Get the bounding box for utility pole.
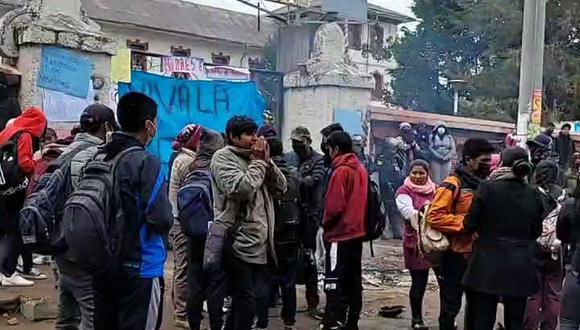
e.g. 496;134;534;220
516;0;546;145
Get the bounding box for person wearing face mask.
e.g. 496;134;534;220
462;147;546;330
285;126;326;319
429;122;456;184
92;92;173;329
321;131;368;330
426;138;495;330
556;123;575;171
398;122;422;167
376;137;406;240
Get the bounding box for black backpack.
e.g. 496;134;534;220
364;178;386;242
273;173;301;244
177;170;213;240
62;146;141;272
19;144;92;255
0;132;28;196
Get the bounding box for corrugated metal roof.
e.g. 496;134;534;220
0;0;279;48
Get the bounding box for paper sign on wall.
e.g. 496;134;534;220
111;48;131;83
42;82;94;122
37;46;92;98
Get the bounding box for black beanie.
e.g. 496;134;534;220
462;138;495;162
500;147;529;167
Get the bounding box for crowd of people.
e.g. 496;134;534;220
0;94;580;330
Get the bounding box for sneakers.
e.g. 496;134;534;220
412;317;429;330
32;255;51;265
0;273;34;287
17;267;47;280
284;325;296;330
308;307;324;320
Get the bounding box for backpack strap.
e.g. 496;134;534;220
444;175;462;213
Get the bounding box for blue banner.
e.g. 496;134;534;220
119;71;265;168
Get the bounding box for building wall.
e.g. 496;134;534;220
282;86;372;151
100;23;265;68
347;21;398;82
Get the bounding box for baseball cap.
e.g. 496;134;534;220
526;134;551;149
291;126;311;143
80;104;120;131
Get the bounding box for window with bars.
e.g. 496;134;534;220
171;46;191;57
348;24;363;50
212;52;230;65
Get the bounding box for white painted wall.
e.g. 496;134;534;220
282;86;372;151
348;21;399;84
100;23;265;68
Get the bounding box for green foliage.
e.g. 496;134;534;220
390;0;580;122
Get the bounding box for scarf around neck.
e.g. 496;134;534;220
404;176;436;195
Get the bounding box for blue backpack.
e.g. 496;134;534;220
177;170;213;240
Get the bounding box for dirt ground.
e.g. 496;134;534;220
0;239;483;330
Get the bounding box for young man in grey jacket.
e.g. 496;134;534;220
56;104;119;330
210;116;287;330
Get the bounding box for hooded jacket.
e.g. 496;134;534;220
429;122;456;162
60;133;104;188
0;107;47;175
323;153;368;242
211;146;287;265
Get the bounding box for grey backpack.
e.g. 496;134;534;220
62;146;141;272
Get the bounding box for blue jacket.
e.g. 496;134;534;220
103;133;173;278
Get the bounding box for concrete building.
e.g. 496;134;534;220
274;1;414;101
0;0;279;70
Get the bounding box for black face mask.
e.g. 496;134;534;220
474;162;492;178
292;144;309;158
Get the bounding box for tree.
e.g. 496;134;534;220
390;0;580;123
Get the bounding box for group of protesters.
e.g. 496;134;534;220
0;93;370;330
1;92;580;330
379;121;580;330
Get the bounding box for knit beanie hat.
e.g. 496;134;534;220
172;124;202;151
500;147;529;167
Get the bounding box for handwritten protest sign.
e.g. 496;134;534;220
42;82;94;122
119;71;265;168
38;46;93;98
162;57;207;80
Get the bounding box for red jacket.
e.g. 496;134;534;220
0;107;47;176
323;153;368;242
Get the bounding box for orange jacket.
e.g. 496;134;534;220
426;175;477;254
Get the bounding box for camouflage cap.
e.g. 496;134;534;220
291;126;311;142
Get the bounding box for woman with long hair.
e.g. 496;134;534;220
463;147;546;329
395;159;437;329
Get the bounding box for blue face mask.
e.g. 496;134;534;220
437;127;446;136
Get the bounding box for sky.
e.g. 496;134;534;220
187;0;415;19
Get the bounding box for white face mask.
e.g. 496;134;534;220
437;127;446;135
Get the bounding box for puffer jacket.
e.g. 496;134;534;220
426;166;480;254
429;122;456;162
60;133;103;188
210;146;287;265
